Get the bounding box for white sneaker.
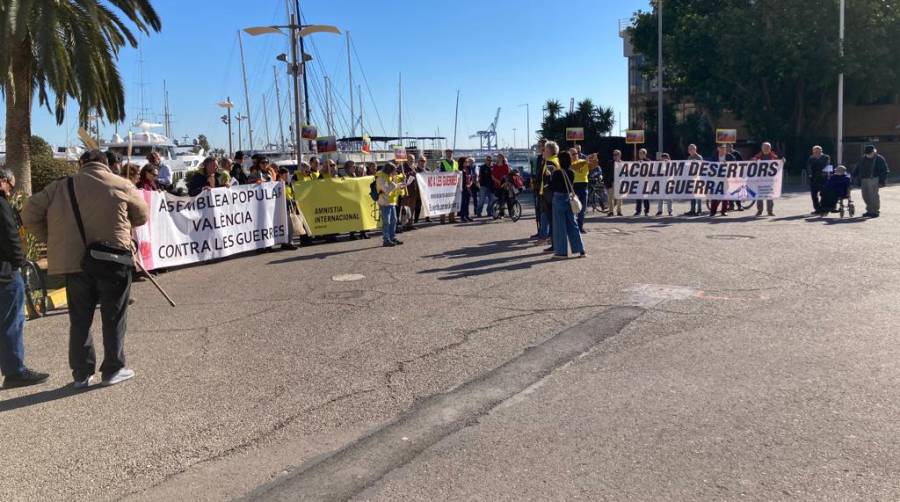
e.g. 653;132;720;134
73;375;93;389
101;368;135;387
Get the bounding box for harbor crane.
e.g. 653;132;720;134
470;107;501;150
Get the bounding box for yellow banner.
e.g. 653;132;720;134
293;177;380;236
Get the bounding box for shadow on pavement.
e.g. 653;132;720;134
420;250;550;280
268;246;378;265
0;384;99;413
424;238;536;260
435;256;559;280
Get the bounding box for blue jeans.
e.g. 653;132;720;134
479;188;495;216
460;190;471;219
0;271;26;377
380;205;397;244
574;186;588;230
552;193;585;256
690;200;703;214
471;189;480;216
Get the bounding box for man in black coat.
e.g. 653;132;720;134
806;146;831;214
0;168;49;388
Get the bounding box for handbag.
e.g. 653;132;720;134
561;167;583;214
289;201;308;238
67;177;133;280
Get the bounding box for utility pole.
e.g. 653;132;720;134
289;13;303;161
518;103;530;152
347;31;355;136
837;0;845;165
237;30;254;151
657;0;664;158
236;113;245;152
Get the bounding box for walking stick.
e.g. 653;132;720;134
134;256;177;307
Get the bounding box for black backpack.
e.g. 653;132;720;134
369;178;379;201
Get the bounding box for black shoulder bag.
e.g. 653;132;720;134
67;177;133;280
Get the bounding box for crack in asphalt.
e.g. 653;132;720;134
242;306;646;502
123;386;380;500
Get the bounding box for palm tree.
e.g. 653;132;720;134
0;1;162;194
544;99;562;120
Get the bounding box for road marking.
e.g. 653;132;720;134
241;306;645;502
625;284;699;308
331;274;366;282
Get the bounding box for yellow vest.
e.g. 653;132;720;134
539;156;560;195
572;160;590;184
376;172;402;205
294;171;319;182
440;159;459;172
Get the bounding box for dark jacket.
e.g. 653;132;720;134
188;170;227;197
231;164;248;185
550;167;576;194
0;192;25;271
807;154;832;182
601;163;616;189
478;163;493;188
853;154;889;184
710;152;736;163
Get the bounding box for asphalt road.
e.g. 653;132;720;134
2;187;899;501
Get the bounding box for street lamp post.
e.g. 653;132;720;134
217;97;234;157
244;14;340;163
657;0;664;159
518;103;530;152
837;0;845;165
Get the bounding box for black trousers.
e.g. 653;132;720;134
533;191;542;232
66;269;132;380
810;180;823;212
634;200;650;214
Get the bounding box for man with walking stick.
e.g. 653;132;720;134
22;150;149;388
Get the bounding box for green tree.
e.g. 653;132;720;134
539;99;616;153
629;0;900;165
0;1;162;194
197;134;211;153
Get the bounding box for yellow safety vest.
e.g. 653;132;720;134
440;159;459;172
539;156;560;195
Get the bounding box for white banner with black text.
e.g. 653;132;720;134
416;172;462;217
614;160;784;200
133;182;288;270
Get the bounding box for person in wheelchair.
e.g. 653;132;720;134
820;165;851;214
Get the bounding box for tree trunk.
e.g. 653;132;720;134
5;44;33;195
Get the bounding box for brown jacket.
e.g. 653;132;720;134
21;162;149;275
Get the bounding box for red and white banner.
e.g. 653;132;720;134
133;182;288;270
416;172;461;217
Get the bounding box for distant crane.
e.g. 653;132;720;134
470;107;501;150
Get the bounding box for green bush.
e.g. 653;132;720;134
31;155;78;194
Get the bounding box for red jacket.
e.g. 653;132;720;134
753;151;778;160
491;164;510;189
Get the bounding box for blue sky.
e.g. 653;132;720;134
12;0;650;151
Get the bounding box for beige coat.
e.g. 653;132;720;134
21;162;149;276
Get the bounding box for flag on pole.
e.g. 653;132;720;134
362;134;371;154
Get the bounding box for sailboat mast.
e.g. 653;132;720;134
273;66;286;152
347;32;355;136
398;73;402;146
453;89;460;150
262;93;271;150
237;30;254;151
324;76;332;136
358;84;364;137
163;79;172;138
